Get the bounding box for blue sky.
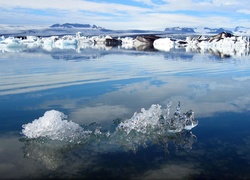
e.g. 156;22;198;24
1;0;250;30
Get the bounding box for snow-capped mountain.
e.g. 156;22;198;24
202;27;233;34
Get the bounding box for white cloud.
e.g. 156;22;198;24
237;9;250;15
1;0;150;14
0;0;250;29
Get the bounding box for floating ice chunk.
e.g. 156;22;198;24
116;102;198;135
22;110;91;141
120;37;134;49
180;32;250;57
53;35;77;49
153;37;174;52
0;37;26;50
113;102;198;152
21;102;198;160
116;104;162;134
183;110;198;130
22;101;198;146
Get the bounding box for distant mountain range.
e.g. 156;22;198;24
50;23;250;34
50;23;103;29
164;26;250;35
234;26;250;34
1;23;250;37
50;23;250;35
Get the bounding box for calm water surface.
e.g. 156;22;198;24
1;47;250;179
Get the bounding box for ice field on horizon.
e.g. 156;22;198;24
0;26;250;57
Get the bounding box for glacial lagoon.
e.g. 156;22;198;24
1;44;250;179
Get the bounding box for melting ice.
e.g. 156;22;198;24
116;101;197;135
21;102;198;169
22;110;91;141
22;101;198;142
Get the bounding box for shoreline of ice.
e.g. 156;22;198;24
1;31;249;57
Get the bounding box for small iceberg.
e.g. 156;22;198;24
153;37;174;52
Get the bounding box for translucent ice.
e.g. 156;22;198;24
21;101;198;155
22;110;91;141
116;104;163;134
116;101;198;134
21;102;198;168
111;101;198;152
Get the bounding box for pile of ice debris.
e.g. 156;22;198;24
1;31;249;57
22;101;198;151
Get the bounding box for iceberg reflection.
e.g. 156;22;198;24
21;101;198;169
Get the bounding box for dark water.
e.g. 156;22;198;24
1;46;250;179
